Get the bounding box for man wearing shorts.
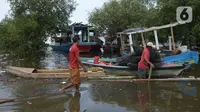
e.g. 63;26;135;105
137;42;155;79
59;36;87;92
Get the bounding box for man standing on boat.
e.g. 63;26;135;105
137;42;155;79
59;36;88;92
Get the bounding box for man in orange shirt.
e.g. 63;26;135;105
59;36;87;92
137;42;155;79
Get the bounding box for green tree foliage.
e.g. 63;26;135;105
155;0;200;46
89;0;149;37
89;0;200;46
0;0;76;57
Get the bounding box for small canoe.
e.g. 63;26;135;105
82;61;185;77
5;66;105;79
5;66;135;79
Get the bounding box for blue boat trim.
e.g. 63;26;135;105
162;51;199;64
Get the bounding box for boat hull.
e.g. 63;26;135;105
82;62;185;77
50;42;102;53
5;66;106;79
80;57;117;62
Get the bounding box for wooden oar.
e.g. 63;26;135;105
148;65;153;80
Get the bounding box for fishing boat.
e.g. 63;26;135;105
80;57;117;62
80;51;199;64
81;51;198;77
82;60;185;77
5;66;104;79
49;23;102;53
51;42;102;53
5;66;136;79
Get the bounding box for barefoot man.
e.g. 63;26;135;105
60;36;88;92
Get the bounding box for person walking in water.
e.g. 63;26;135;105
137;42;155;79
59;36;88;92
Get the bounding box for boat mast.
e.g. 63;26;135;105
72;25;75;38
141;32;146;48
169;36;172;50
128;34;134;53
154;30;160;50
170;27;176;50
88;27;90;42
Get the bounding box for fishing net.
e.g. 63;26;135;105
117;46;162;68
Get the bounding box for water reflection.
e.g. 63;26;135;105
136;82;150;112
0;80;200;112
64;91;81;112
177;81;196;97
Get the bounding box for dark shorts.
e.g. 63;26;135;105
137;68;149;79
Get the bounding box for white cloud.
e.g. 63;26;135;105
0;0;108;24
70;0;108;24
0;0;10;21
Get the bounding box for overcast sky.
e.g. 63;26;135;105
0;0;108;24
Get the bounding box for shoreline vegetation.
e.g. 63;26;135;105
0;0;200;58
0;0;76;57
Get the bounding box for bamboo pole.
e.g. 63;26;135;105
171;27;176;50
141;32;146;48
148;66;153;80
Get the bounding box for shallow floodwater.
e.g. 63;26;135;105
0;80;200;112
0;47;200;112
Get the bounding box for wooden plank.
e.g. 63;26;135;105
0;99;15;104
35;69;69;73
90;77;200;82
31;72;105;76
87;76;135;80
148;66;153;80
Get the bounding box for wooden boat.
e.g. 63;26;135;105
82;61;185;77
51;42;102;53
81;51;199;64
5;66;135;79
80;57;117;62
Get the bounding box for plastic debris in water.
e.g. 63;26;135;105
61;81;66;84
27;101;32;105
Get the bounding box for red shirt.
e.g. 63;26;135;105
138;48;150;69
69;44;79;69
